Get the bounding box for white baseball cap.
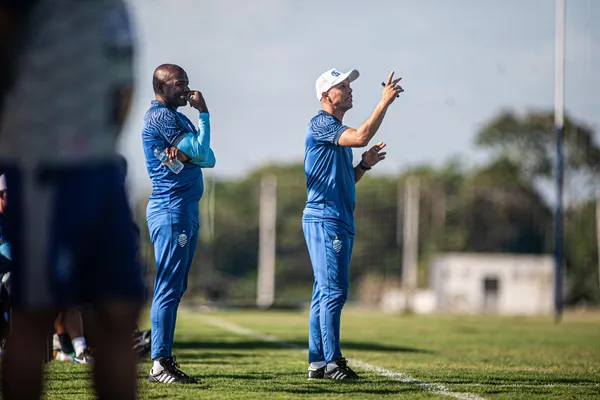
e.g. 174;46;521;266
0;175;6;191
315;68;360;101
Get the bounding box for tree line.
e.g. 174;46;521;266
135;109;600;307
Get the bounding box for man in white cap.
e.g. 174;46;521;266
303;68;403;380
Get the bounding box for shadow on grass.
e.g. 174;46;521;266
168;350;253;362
172;339;434;354
138;381;212;391
271;384;424;396
204;373;273;380
44;369;91;381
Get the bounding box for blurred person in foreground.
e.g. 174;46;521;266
303;68;403;380
0;1;144;399
141;64;216;384
0;176;93;366
116;154;152;362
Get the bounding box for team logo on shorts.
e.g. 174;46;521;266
178;231;188;248
332;236;342;253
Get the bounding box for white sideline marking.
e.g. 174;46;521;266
451;383;600;388
203;316;485;400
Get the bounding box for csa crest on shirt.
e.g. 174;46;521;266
178;231;188;248
332;236;342;253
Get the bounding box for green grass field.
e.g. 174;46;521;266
44;308;600;399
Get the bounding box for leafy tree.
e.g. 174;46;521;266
476;110;600;201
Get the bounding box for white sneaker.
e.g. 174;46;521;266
52;334;61;352
54;350;73;362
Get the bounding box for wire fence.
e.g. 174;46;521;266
133;162;598;309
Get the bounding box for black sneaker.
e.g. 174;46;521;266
307;365;326;380
324;358;360;380
148;356;198;384
73;348;94;364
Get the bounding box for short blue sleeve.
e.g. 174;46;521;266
308;112;348;145
0;242;10;261
143;107;189;145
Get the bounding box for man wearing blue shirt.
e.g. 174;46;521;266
141;64;215;384
304;68;403;380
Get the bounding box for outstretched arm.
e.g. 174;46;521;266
338;72;403;148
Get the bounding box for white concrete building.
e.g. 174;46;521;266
429;253;554;315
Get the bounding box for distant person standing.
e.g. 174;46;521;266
141;64;216;384
303;68;403;379
0;1;144;399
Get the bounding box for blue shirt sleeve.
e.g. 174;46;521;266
177;113;213;163
0;242;11;261
309;112;348;145
192;148;216;168
144;107;189;145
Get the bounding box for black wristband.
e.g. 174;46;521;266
358;161;371;171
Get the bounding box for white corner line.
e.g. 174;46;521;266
202;315;485;400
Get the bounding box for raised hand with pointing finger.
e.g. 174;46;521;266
381;71;404;104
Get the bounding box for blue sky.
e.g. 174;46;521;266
119;0;599;200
